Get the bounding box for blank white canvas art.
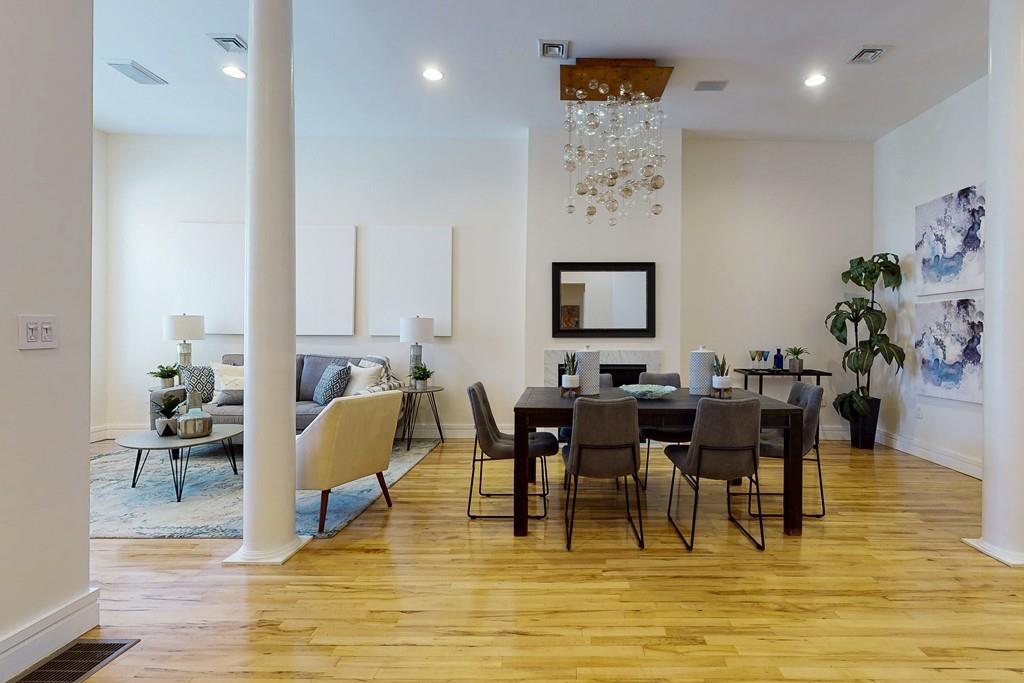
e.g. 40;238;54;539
365;226;452;336
170;223;356;335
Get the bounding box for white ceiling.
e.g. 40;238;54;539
93;0;989;141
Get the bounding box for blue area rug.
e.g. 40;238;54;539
90;439;439;539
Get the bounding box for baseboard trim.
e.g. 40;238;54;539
223;535;312;565
0;588;100;682
963;537;1024;567
877;429;981;479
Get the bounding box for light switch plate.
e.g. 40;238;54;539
18;315;58;350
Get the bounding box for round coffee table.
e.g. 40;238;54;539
116;424;243;502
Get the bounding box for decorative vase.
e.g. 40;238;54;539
773;348;784;370
689;346;715;396
561;374;580;390
788;358;804;373
577;350;601;395
177;410;213;439
155;416;178;437
414;379;428;390
712;375;731;390
160;377;174;388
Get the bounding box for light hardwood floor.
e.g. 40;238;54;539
87;439;1024;682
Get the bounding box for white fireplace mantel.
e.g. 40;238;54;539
543;348;662;386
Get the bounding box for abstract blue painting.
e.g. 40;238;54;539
914;298;984;403
914;184;985;295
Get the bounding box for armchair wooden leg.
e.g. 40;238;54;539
376;472;393;507
319;490;330;533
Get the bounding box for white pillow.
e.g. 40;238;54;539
343;362;383;396
211;363;245;391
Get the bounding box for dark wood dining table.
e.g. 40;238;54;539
512;386;805;537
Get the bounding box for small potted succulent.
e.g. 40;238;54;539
561;352;580;391
411;363;434;391
785;346;809;373
711;354;731;391
152;394;185;437
148;363;179;388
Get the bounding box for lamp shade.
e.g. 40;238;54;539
399;316;434;343
163;314;205;341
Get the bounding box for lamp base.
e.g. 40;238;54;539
409;343;422;379
177;342;193;368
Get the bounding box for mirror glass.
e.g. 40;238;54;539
559;271;647;330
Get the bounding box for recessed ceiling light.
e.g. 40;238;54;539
422;67;444;81
222;65;246;79
804;73;827;87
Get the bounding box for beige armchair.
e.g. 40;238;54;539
296;390;403;532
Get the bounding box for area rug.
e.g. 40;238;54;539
90;439;439;539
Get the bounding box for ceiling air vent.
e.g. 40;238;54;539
538;39;570;60
107;60;167;85
694;80;728;92
209;33;248;53
849;46;886;64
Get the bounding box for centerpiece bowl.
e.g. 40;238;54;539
619;384;677;400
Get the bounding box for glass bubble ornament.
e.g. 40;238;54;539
651;203;663;215
606;198;619;213
575;182;588;196
588;79;599;90
641;164;655;178
608;216;618;226
586;205;597;218
563;159;576;172
598;82;610;95
650;174;665;190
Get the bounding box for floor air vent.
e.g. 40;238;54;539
15;639;138;682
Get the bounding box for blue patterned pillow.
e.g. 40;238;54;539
313;364;350;406
180;365;216;404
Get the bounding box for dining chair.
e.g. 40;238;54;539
753;382;826;518
558;373;614;444
466;382;559;519
664;397;765;551
637;371;692;489
562;396;644;550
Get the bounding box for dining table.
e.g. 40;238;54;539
512;386;805;537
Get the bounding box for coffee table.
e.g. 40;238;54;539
116;424;243;502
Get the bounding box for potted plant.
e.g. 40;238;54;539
785;346;809;373
711;354;731;391
411;363;434;391
825;253;906;449
148;363;179;388
152;394;184;437
561;352;580;391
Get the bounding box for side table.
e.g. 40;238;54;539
399;386;445;451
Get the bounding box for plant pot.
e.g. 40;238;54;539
712;375;731;390
561;374;580;390
414;379;428;390
788;358;804;373
849;397;881;449
160;377;175;388
154;416;178;437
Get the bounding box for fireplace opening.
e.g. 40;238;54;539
557;363;647;387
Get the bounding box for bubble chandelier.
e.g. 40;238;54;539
560;60;670;226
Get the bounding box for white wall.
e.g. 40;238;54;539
0;2;97;678
91;131;109;439
873;78;987;476
525;129;684;383
680;136;875;435
100;135;527;436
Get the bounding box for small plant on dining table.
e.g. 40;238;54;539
563;351;577;376
712;354;730;377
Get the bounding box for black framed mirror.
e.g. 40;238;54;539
552;262;656;338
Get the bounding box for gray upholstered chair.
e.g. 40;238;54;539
466;382;559;519
637;371;692;489
558;373;614;445
756;382;826;518
561;396;644;550
664;397;765;551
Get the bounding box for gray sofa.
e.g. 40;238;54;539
149;353;403;443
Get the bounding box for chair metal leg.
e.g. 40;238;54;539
666;466;699;551
624;473;645;549
642;439;651;490
727;469;766;551
564;472;580;550
468;437;549;520
749;449;826;519
375;472;393;507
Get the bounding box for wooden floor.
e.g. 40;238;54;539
87;439;1024;682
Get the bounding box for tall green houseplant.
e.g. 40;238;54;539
824;253;906;448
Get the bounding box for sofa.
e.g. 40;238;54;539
148;353;404;443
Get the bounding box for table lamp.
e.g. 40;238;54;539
163;314;205;367
399;316;434;375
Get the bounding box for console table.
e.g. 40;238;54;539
735;368;832;394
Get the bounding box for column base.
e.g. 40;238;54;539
963;537;1024;567
223;534;312;565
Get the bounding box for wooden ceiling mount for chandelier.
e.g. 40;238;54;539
559;58;674;100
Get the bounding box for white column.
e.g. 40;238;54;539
965;0;1024;566
225;0;310;565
